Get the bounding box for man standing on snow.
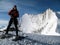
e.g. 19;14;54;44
5;5;19;38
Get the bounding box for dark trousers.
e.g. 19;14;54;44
6;18;18;36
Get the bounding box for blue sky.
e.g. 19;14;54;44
0;0;60;24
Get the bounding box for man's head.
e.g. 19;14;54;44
13;5;17;10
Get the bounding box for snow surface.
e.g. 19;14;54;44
0;32;60;45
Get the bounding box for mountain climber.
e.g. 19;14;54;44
5;5;19;39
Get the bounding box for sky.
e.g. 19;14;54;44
0;0;60;26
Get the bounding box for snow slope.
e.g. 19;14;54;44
0;32;60;45
20;9;59;36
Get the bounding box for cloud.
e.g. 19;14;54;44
56;18;60;33
57;19;60;25
0;0;14;12
57;12;60;14
0;20;8;26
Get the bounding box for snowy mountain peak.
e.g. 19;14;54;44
20;9;59;35
46;8;53;12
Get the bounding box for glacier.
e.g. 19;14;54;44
20;8;60;36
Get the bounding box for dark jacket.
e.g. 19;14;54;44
8;9;19;18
